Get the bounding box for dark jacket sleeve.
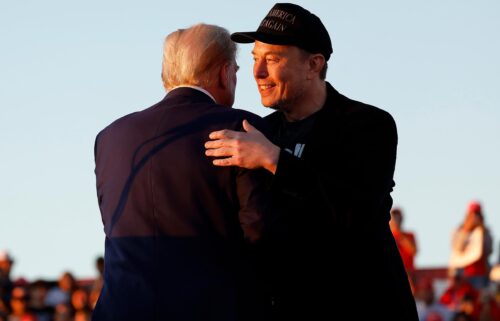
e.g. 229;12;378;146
340;109;397;224
235;167;272;243
234;112;273;243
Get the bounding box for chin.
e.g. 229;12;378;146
261;99;279;110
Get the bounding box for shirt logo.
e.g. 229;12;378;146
285;143;305;158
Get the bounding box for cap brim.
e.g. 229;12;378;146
231;31;298;46
230;32;258;43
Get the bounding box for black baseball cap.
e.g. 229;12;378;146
231;3;333;61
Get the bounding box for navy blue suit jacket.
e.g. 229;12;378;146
93;88;271;321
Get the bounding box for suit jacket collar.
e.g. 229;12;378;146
320;81;350;116
163;87;217;105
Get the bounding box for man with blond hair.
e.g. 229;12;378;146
92;23;271;321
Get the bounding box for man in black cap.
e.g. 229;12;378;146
205;3;419;320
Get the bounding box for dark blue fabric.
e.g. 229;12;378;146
93;88;271;321
93;236;250;321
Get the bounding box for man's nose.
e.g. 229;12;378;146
253;60;268;79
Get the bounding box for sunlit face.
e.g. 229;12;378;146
252;41;310;111
0;259;12;274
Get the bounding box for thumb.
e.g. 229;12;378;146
242;119;256;133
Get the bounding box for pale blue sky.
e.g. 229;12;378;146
1;0;499;280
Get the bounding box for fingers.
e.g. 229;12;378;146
205;147;235;157
212;157;235;167
242;119;254;132
204;139;228;149
242;119;263;136
209;129;238;140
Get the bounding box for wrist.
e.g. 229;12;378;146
264;145;280;175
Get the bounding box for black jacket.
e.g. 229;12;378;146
93;88;271;321
263;82;419;321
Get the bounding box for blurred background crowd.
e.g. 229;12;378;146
1;200;500;321
0;255;103;321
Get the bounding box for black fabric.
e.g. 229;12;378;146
261;82;419;321
231;3;333;60
93;88;272;321
272;111;318;158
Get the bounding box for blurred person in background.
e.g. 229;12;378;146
0;251;14;304
27;280;52;321
490;264;500;307
440;268;479;313
71;287;91;321
7;286;37;321
390;207;419;293
414;277;453;321
449;201;493;291
88;256;103;309
44;271;76;308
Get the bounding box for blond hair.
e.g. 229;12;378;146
161;23;237;91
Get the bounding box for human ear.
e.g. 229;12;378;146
219;62;230;89
307;54;325;79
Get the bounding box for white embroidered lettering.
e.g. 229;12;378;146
294;144;305;158
266;9;296;24
260;19;287;32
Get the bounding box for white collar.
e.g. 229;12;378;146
169;85;216;103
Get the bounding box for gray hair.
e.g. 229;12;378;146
161;23;237;90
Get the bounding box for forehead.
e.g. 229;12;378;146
252;41;303;57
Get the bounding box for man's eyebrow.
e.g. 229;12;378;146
251;50;285;56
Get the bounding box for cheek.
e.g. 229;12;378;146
280;72;299;92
